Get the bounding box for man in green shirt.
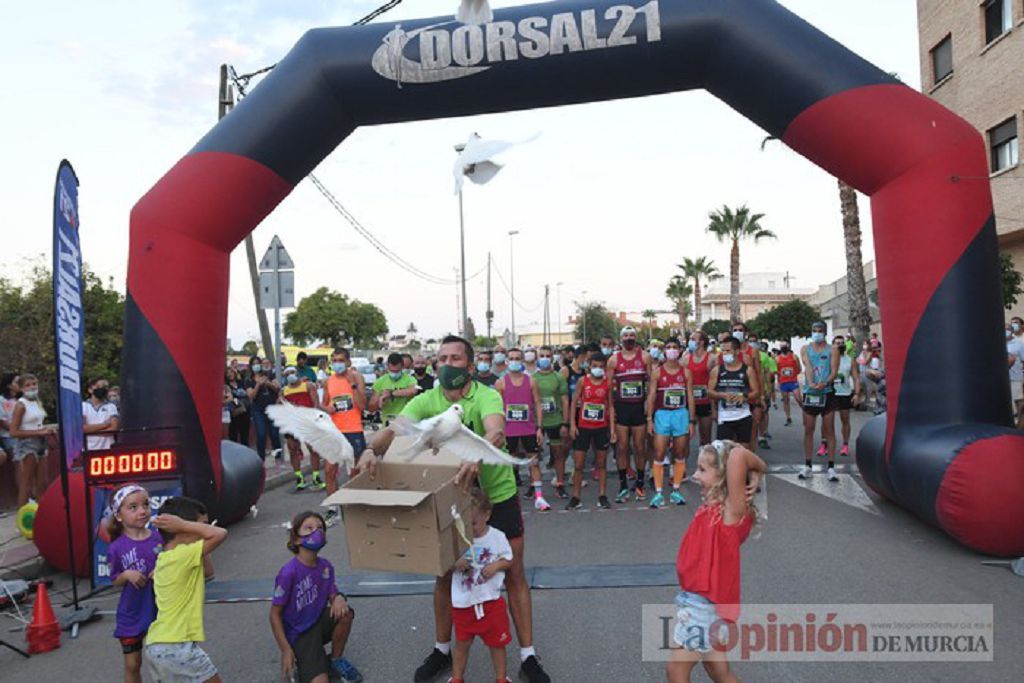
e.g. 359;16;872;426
359;336;549;683
370;353;419;425
756;342;777;449
532;345;570;498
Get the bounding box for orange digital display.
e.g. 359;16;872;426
86;449;177;482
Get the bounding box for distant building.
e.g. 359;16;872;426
917;0;1023;318
806;261;883;338
700;272;814;323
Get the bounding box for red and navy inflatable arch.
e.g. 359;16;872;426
122;0;1024;552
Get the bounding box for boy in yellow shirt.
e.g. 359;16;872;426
145;497;228;683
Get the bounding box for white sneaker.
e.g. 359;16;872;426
827;467;839;482
798;465;811;479
534;495;551;512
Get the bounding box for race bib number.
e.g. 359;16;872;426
780;367;795;380
664;389;685;408
803;393;827;408
506;404;530;422
620;381;643;399
692;386;708;401
332;394;354;412
541;397;557;414
583;402;606;422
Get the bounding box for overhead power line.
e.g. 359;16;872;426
490;258;545;313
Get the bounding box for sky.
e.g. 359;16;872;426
1;0;922;346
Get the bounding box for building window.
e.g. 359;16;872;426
989;117;1019;172
984;0;1013;44
930;35;953;83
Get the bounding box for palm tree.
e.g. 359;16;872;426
839;180;871;348
641;308;658;341
677;256;721;327
665;277;693;331
706;205;776;323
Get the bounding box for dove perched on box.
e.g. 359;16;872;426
390;404;533;465
265;403;355;472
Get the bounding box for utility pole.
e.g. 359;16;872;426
543;284;550;345
486;252;493;340
508;230;519;344
454;267;462;336
556;281;563;343
221;64;274;361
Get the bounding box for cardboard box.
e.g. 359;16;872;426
322;461;471;576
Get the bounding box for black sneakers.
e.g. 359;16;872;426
413;648;451;682
520;654;551;683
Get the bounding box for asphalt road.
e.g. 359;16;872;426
3;405;1022;682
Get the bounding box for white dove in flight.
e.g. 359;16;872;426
389;404;533;466
265;403;355;472
457;0;493;25
453;132;539;194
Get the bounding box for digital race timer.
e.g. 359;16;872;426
84;448;179;484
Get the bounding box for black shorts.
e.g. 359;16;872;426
717;417;753;444
489;494;524;540
614;401;646;427
541;425;564;444
694;404;712;419
802;393;836;417
119;635;145;654
573;426;610;452
506;434;539;455
344;432;367;461
292;604;355;683
834;395;853;411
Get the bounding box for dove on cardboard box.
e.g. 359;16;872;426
322;461;472;576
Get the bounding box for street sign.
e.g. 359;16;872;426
259;270;294;309
259;235;295;271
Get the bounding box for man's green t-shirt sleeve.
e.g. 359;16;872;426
400;391;432;421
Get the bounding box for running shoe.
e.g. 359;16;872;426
565;497;582;510
414;648;451;682
597;495;611;510
615;488;630;503
520;654;551;683
534;495;551;512
816;442;827;457
669;490;686;506
523;487;534;500
827;467;839;482
649;492;665;508
765;432;773;440
798;465;811;480
785;418;792;426
331;656;364;683
634;484;646;501
758;437;771;449
555;485;569;499
310;475;326;491
840;444;850;457
294;473;308;491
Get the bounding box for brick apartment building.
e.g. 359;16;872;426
917;0;1024;318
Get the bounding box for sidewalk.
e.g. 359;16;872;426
0;449;315;582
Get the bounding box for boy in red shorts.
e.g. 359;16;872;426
450;489;514;683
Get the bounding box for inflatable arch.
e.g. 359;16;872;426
122;0;1024;553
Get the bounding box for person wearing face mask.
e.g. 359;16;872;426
371;353;419;426
281;366;326;491
245;358;283;462
799;322;840;481
745;334;774;450
684;331;716;446
491;346;509;378
359;335;551;683
321;348;367;521
726;322;763;452
830;335;861;457
557;346;575;372
9;374;56;507
82;376;119;451
645;338;696;507
1007;317;1024;428
473;350;499;388
607;326;651;502
495;349;551;512
0;373;21;471
855;340;878;408
708;338;757;448
522;347;538;376
599;335;616;359
775;343;802;427
412;354;436;393
533;346;570;499
568;350;615;510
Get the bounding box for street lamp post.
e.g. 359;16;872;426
582;289;588;343
454;143;470;337
556;281;564;343
508;230;519;344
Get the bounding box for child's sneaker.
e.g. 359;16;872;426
816;442;827;457
649;492;665;508
331;656;363;683
840;444;850;457
534;495;551;512
669;490;686;506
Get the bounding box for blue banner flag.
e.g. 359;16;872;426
53;160;84;469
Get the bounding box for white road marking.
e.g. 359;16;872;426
770;471;880;516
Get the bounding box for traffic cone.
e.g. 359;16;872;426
26;582;61;654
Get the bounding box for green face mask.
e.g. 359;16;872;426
438;364;471;390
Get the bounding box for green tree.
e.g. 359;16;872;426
0;261;124;416
665;277;693;330
747;299;822;342
284;287;388;348
641;309;658;342
677;256;721;327
240;340;259;357
574;301;618;345
701;319;732;339
706;205;776;323
1000;253;1023;310
473;336;499;349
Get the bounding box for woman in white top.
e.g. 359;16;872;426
831;335;861;457
9;374;55;506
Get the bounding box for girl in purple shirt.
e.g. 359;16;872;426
106;484;161;683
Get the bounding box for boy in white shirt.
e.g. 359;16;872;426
450;489;514;683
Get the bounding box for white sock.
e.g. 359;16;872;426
520;646;536;662
435;641;451;655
